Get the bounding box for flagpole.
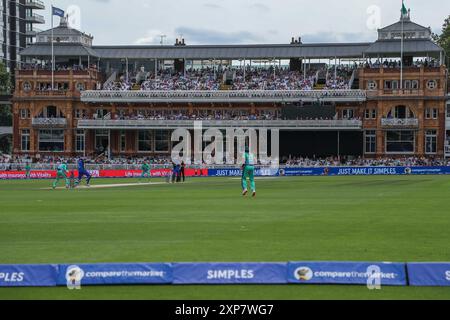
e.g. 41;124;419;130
51;5;54;91
400;1;404;91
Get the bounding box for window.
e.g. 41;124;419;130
425;108;438;120
365;109;377;120
74;109;86;119
38;106;64;118
38;129;64;152
404;80;411;89
388;106;414;119
392;80;399;90
21;129;30;151
75;82;85;91
155;130;169;152
95;109;109;119
384;80;398;90
22;81;32;92
365;130;376;154
425;130;437;154
342;109;354;119
95;130;109;154
75;130;85;153
385;80;399;90
138;130;152;152
427;80;437;90
20;109;30;119
386;130;415;153
367;81;377;90
411;80;419;89
120;131;126;152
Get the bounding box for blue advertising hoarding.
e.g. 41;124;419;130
287;262;407;286
57;263;172;286
173;263;288;284
407;263;450;286
0;264;58;287
209;168;279;177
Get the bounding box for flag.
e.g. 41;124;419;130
52;6;65;18
401;1;408;16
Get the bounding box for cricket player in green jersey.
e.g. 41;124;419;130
25;163;31;179
52;163;69;189
140;162;151;180
241;147;256;197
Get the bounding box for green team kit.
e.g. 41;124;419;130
25;164;31;179
141;163;151;177
52;163;69;189
242;149;256;197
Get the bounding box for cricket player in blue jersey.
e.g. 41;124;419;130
75;158;92;187
241;147;256;197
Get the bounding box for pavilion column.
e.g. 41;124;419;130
65;101;74;155
417;100;425;156
376;100;384;157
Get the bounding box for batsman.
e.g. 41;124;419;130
241;146;256;197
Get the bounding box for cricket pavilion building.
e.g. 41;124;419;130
11;11;450;160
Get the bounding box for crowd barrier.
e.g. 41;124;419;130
2;166;450;180
0;168;208;180
1;262;449;287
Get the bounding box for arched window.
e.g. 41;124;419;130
387;106;415;119
38;106;65;118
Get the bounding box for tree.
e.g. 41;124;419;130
0;62;11;94
0;136;11;154
433;15;450;70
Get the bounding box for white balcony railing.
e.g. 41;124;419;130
81;90;367;103
381;118;419;127
32;118;67;127
77;119;363;130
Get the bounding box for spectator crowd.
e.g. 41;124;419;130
102;66;355;92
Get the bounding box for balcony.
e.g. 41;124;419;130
361;66;444;75
77;119;363;131
367;89;423;98
33;90;70;97
25;13;45;24
381;118;419;128
81;90;367;104
32;118;67;128
25;0;45;10
25;28;42;37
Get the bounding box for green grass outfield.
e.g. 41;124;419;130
0;176;449;300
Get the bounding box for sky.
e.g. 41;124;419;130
40;0;450;46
